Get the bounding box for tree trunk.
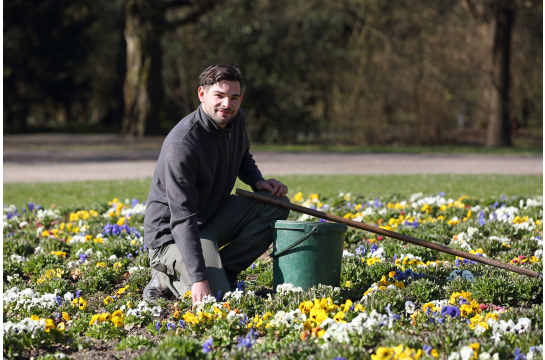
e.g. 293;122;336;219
122;0;164;137
486;3;513;147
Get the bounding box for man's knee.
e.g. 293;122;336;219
256;191;290;220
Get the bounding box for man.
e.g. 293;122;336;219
143;64;290;304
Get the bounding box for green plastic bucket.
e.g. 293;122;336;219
271;220;347;291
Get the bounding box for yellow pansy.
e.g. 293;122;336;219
44;319;56;332
333;311;346;323
299;301;314;314
99;313;112;323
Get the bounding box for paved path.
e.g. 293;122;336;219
4;149;542;183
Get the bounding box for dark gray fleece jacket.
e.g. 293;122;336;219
144;105;264;283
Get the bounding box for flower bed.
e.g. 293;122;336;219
3;193;543;359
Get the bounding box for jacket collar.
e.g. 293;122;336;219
197;105;233;138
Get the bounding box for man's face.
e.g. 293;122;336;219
198;80;243;128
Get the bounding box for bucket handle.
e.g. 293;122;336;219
270;227;319;258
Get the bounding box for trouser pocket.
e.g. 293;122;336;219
148;242;170;274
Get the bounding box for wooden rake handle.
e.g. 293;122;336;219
236;189;543;279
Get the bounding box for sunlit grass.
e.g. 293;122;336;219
3;174;542;210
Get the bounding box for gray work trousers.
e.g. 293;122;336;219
148;191;290;299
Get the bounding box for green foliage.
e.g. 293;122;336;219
470;271;518;305
84;321;126;341
3;237;36;258
3;260;24;282
39;238;70;254
66;313;94;337
126;268;152;292
405;278;443;304
22;253;65;275
77;266;121;293
512;275;543;305
256;264;273;288
116;335;155;350
137;335;206;360
34;278;75;295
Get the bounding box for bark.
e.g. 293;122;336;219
486;3;514;147
121;0;216;136
122;0;164;137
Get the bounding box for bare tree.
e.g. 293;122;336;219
122;0;216;136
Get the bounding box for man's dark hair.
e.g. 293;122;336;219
199;64;243;90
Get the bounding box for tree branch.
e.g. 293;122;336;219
160;0;193;10
165;2;217;30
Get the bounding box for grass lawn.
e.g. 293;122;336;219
3;174;542;210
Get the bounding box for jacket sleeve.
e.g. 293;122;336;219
238;143;265;191
237;111;265;191
163;142;208;284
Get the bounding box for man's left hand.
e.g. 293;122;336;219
255;179;288;197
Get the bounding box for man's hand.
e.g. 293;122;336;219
191;280;212;303
255;179;288;197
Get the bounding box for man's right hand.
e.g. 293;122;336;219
191;280;213;303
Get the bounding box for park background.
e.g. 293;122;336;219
3;0;543;208
2;2;545;359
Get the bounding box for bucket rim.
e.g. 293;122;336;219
272;220;347;232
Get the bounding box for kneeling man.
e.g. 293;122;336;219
143;64;290;304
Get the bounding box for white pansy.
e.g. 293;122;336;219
467;227;479;237
151;306;161;317
474;324;487;336
447;352;461;360
64;292;74;302
459;346;475;360
128;266;147;274
36;208;61;221
276;283;303;295
409;192;423;202
69;235;87;244
297;214;316;221
342;250;354;258
226;310;237;320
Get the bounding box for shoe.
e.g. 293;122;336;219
224;269;239;291
143;269;172;303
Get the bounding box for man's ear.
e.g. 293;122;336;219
198;86;206;103
239;93;243;105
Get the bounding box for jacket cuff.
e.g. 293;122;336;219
250;176;266;192
190;273;209;284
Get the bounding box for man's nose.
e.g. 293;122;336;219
221;97;233;108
